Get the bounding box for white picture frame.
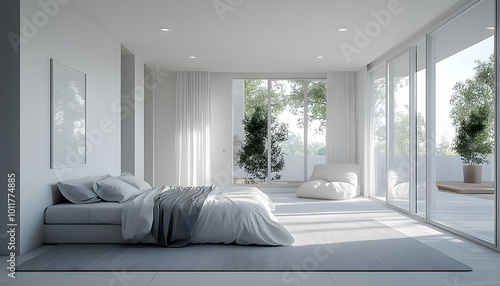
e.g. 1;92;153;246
50;58;87;168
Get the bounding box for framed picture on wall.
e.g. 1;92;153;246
50;58;87;168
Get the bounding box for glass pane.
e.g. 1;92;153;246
271;80;305;184
233;78;327;185
233;79;269;184
307;80;327;178
430;0;495;243
369;65;387;201
416;40;427;217
388;51;410;211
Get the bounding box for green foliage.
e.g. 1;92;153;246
281;132;303;155
452;106;493;165
242;79;286;118
288;81;327;133
242;80;268;118
372;76;426;156
371;77;387;154
280;132;326;156
308;142;326;155
436;136;453;155
450;54;494;133
236;105;289;183
450;54;494;165
392;104;426;155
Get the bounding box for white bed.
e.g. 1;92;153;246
44;185;294;246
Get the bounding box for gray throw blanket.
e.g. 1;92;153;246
151;185;213;247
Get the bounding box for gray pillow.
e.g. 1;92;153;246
93;176;144;203
57;175;108;204
116;172;152;191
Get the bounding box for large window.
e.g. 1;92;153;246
429;0;495;243
232;79;326;184
387;51;411;211
368;0;496;246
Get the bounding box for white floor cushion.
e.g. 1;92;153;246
296;164;360;200
297;179;357;200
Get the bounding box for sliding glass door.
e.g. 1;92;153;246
387;51;411;211
368;0;497;247
233;79;326;185
270;80;305;184
428;0;495;243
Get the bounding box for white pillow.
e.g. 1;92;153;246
116;172;152;191
309;164;359;188
93;176;144;203
57;175;108;204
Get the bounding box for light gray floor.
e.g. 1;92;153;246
2;191;500;286
382;188;496;243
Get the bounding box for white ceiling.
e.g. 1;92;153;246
73;0;459;72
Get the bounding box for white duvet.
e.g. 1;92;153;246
121;186;294;246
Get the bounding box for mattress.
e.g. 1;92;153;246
44;202;124;225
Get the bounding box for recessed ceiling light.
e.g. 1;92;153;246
486;27;495;30
160;27;170;32
338;27;348;32
316;55;324;59
189;55;197;59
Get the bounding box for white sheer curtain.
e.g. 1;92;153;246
175;71;211;186
326;71;357;164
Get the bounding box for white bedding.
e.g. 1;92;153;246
122;186;294;246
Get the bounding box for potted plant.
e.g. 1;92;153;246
452;106;493;183
450;54;494;184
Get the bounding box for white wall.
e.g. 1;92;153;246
121;54;145;179
121;56;135;176
20;1;121;254
232;79;245;147
210;73;234;186
134;58;145;179
154;72;177;186
144;66;155;185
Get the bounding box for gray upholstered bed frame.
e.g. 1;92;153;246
43;224;128;244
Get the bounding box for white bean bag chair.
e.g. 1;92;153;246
296;164;360;200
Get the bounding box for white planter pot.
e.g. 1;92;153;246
463;165;482;183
